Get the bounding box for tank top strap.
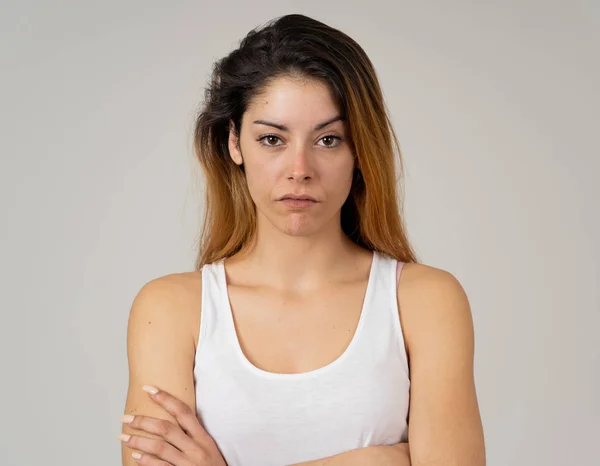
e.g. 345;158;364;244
369;251;400;308
196;260;233;356
359;251;409;377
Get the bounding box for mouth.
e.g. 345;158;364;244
278;197;318;208
278;194;318;202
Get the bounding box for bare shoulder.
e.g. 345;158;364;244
397;262;466;296
134;270;202;306
130;271;203;346
397;262;473;357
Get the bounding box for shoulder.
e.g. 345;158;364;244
397;262;473;358
397;262;467;299
133;271;202;305
129;271;203;348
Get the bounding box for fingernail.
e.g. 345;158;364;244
117;434;130;442
120;415;134;424
132;452;142;460
142;385;159;395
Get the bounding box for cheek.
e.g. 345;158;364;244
326;162;355;197
243;159;277;201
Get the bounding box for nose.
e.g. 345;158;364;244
287;145;314;182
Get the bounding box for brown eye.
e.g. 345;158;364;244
318;135;343;148
257;135;283;147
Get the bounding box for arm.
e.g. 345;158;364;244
290;442;410;466
400;265;486;465
120;274;200;465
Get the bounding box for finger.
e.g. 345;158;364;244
122;414;197;453
142;385;210;443
118;433;192;466
129;451;170;466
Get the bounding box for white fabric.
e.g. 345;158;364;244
193;250;410;466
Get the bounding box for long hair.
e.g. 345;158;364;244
193;14;419;269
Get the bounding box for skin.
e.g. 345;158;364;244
119;76;486;465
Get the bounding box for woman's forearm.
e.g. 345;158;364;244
289;442;411;466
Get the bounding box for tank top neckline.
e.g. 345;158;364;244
215;250;380;380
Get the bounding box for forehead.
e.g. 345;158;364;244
245;77;342;127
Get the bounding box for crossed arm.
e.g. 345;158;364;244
121;265;485;465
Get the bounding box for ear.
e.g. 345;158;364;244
228;120;243;166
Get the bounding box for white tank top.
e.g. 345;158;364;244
193;250;410;466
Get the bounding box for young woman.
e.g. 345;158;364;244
118;14;485;466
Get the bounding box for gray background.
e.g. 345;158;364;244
1;1;598;465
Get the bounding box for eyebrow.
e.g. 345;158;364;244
252;115;345;132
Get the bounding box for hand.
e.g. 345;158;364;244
118;385;227;465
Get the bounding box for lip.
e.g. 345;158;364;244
278;193;318;201
280;198;317;208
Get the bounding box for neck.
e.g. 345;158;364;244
228;212;366;292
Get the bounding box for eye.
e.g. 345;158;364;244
256;134;343;149
257;135;283;147
317;135;343;148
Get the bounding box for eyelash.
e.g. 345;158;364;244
256;134;343;149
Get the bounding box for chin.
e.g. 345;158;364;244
280;216;322;237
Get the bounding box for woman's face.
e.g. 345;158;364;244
228;76;355;237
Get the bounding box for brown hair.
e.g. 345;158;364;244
193;14;419;269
